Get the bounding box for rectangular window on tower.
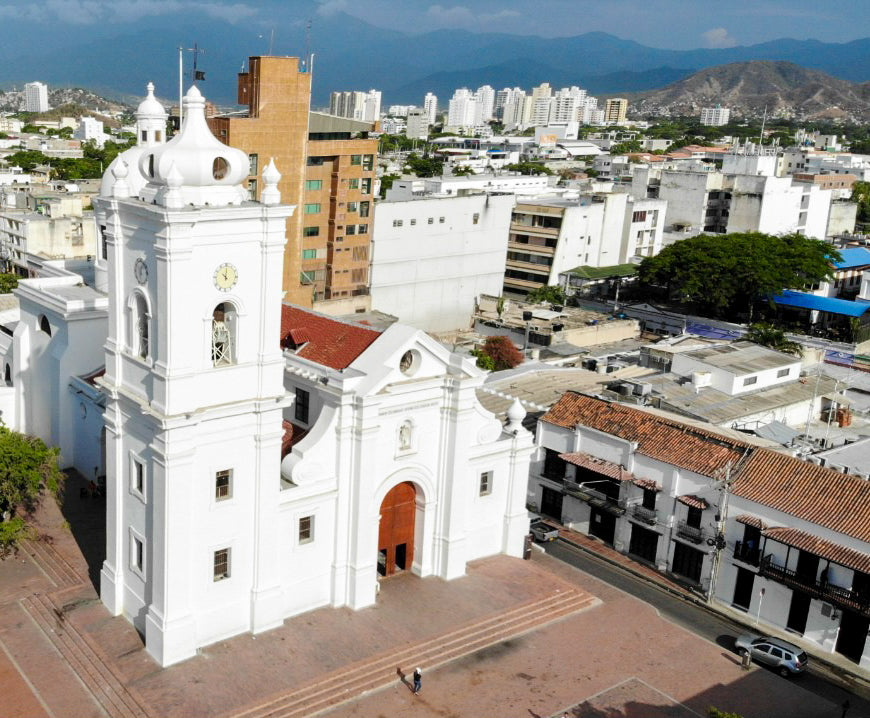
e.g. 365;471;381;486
247;179;257;201
131;534;145;578
348;178;360;189
305;179;322;191
360;178;372;194
213;548;230;581
479;470;493;496
350;155;362;166
362;154;374;170
131;457;145;499
295;388;310;424
302;249;318;260
304;203;321;214
359;201;370;217
303;226;320;237
299;515;314;544
248;153;258;176
215;469;232;501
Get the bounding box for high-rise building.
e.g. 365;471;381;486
700;106;731;127
474;85;495;123
447;88;477;129
210;58;378;309
604;98;628;124
208;56;312;304
24;81;49;113
406;109;429;140
330;89;381;122
530;83;553;127
423;92;438;124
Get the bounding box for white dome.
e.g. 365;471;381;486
137;85;249;208
99;145;147;198
136;82;166;121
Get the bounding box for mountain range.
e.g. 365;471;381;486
1;8;869;107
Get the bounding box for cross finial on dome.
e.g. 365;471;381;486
261;158;281;205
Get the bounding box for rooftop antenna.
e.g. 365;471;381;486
758;105;767;148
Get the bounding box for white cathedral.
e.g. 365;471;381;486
0;84;534;666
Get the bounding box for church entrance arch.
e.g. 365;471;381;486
378;481;417;578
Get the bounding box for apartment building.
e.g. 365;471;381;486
633;167;833;240
25;81;49;113
304;113;377;309
503;194;665;296
700;106;731;126
208;56;312;303
209;56;378;309
604;98;628;125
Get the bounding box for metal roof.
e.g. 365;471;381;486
772;291;870;318
833;247;870;270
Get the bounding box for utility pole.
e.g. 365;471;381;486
707;461;732;604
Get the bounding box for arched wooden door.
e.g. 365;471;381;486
378;482;417;577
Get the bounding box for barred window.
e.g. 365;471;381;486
213;548;230;581
215;469;232;500
299;515;314;544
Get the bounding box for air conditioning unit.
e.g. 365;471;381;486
634;382;653;396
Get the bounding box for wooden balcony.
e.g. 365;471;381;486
760;555;870;617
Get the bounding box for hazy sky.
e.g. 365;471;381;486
0;0;867;49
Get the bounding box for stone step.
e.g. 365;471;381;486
232;588;594;718
21;593;150;718
293;591;596;718
23;538;84;588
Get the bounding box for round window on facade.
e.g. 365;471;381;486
212;157;229;181
399;349;420;376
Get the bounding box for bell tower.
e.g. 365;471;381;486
96;86;294;666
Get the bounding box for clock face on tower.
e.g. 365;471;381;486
134;258;149;284
214;262;238;291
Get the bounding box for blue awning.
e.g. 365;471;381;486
772;290;870;317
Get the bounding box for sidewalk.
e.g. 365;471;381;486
546;519;870;701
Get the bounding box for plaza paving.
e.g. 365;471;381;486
0;474;861;718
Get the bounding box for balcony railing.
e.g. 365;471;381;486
675;520;705;544
563;481;626;514
733;541;761;567
760;555;870;617
631;504;657;526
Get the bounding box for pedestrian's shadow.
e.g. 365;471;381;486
396;667;413;692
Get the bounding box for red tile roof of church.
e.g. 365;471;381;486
280;305;381;370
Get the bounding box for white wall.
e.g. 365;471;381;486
370;193;514;332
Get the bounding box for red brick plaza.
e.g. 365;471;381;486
0;485;851;718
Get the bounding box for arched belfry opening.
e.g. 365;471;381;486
211;302;237;366
378;482;417;577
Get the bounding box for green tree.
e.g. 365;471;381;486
504;162;552;176
638;232;839;321
405;152;443;178
525;284;566;305
745;323;802;356
610;140;643;155
471;348;496;371
5;149;50;172
0;274;19;294
379;173;400;198
0;427;63;553
451;165;475;176
851;180;870;225
479;335;524;370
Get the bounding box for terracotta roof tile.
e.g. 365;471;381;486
542;393;750;478
735;514;767;530
678;494;709;510
559;452;634;481
280;305;380;370
763;526;870;574
632;477;662;492
281;420;308;458
732;448;870;544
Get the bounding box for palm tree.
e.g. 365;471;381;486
745;323;802;356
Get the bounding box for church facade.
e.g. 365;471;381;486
0;85;533;667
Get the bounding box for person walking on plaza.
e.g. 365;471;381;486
413;667;422;695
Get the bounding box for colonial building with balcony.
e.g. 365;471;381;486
528;390;870;669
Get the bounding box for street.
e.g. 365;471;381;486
545;539;870;717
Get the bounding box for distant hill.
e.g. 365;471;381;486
632;61;870;121
0;87;132;120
